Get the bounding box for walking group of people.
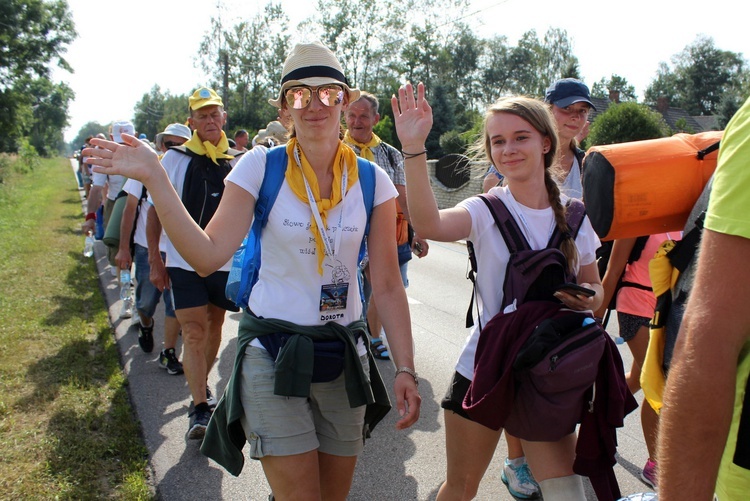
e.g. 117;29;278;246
81;40;749;501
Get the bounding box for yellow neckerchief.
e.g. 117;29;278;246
344;130;381;162
183;130;234;165
284;138;359;275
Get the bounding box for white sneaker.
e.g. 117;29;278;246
119;299;133;319
501;457;540;499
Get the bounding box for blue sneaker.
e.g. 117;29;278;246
501;457;541;499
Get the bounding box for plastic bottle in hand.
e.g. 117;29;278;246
83;231;95;257
119;269;134;319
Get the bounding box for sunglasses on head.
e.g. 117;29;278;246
284;85;344;109
163;141;184;148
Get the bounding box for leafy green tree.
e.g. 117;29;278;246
27;78;74;155
591;75;637;101
70;121;109;150
0;0;75;87
644;36;749;116
197;1;289;134
427;83;455;158
0;0;76;153
588;102;670;146
133;86;166;140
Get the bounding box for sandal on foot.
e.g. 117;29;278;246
370;339;390;360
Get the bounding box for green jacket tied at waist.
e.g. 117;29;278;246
200;311;392;475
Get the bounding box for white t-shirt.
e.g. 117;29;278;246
559;156;583;200
91;171;126;201
122;179;167;253
226;146;398;327
158;149;241;272
455;185;600;380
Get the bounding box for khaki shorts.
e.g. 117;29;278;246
239;345;368;459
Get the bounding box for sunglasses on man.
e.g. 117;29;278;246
163;141;185;148
285;85;344;110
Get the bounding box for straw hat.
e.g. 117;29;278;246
268;41;359;108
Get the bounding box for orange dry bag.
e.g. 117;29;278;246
582;131;722;241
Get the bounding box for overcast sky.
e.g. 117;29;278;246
55;0;749;142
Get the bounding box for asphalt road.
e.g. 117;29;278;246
75;161;655;500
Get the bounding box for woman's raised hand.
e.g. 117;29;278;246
83;134;162;186
391;82;432;151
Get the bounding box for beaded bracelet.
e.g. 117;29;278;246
402;149;427;159
395;366;419;386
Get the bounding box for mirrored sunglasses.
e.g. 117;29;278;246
285;85;344;109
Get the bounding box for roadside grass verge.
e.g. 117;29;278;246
0;156;152;499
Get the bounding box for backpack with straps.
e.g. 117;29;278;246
463;194;609;440
465;194;587;328
226;146;377;309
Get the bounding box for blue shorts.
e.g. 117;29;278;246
239;346;369;458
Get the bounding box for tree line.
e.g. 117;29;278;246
3;1;748;156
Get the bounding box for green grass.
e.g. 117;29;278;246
0;156;153;500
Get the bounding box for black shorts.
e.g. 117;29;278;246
167;267;239;312
440;371;472;420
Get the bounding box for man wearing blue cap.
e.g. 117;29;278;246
148;87;244;440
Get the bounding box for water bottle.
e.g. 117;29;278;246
83;231;94;257
120;269;133;302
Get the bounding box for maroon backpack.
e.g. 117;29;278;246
465;194;586;329
463;194;607;440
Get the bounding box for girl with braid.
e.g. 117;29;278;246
392;86;603;501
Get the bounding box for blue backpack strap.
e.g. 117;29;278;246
229;146;288;308
357;157;376;256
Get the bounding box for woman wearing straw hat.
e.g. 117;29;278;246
84;41;420;500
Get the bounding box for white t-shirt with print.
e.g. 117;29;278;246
455;185;600;380
226;146;398;327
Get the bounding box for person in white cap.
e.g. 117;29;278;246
84;40;419;499
82;120;132;238
82;121;134;292
114;122;191;370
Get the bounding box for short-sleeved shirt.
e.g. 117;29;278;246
454;185;600;380
91;171;126;201
158;149;240;272
704;96;750;499
226;146;398;327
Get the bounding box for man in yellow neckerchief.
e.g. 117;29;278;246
147;87;244;441
344;91;429;361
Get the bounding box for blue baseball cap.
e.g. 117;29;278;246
544;78;596;110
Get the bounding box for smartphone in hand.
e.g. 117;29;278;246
554;283;596;297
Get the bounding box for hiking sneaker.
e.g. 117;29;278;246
138;322;154;353
501;457;541;499
206;386;217;409
187;406;212;440
119;299;133;319
159;348;183;375
640;458;658;489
